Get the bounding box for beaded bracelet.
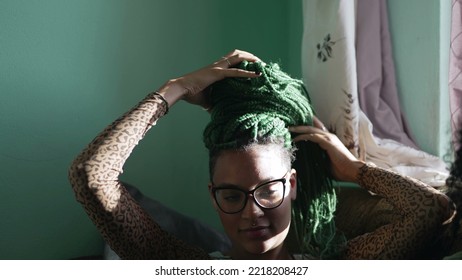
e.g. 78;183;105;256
151;91;169;114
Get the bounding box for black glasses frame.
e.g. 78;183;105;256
211;173;289;214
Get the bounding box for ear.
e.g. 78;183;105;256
208;182;219;211
289;168;297;200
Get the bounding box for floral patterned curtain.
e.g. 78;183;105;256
301;0;448;186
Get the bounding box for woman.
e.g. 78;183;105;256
69;50;455;259
441;129;462;259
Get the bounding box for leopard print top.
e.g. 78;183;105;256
68;92;210;259
346;165;455;259
68;92;455;259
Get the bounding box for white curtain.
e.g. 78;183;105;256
301;0;448;186
450;0;462;151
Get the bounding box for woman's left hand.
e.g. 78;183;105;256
289;125;364;183
156;50;262;110
176;50;262;109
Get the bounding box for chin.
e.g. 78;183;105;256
243;239;280;255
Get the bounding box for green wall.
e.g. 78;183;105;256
0;0;450;260
0;0;298;259
388;0;451;159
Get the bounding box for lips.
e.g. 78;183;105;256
240;226;270;239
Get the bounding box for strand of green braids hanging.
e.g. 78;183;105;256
203;61;346;259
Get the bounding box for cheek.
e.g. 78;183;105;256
217;212;240;235
267;201;293;228
262;203;293;248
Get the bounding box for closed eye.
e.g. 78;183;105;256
260;189;277;197
223;194;241;203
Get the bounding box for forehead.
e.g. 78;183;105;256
212;145;287;187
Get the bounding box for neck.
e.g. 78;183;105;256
229;244;292;260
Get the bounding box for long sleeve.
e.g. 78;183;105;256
68;92;210;259
344;164;455;259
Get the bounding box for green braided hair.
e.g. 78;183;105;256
203;61;345;259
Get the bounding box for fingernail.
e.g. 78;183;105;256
254;71;261;75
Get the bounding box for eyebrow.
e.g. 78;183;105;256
212;176;281;190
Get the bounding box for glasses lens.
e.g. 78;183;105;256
215;188;246;213
254;180;285;208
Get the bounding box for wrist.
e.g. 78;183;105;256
355;162;373;184
155;79;188;108
345;160;366;183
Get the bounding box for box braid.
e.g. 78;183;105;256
203;61;345;258
446;129;462;236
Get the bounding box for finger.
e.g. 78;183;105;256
313;116;328;131
221;51;262;67
292;133;314;143
223;57;233;68
230;52;262;63
292;133;326;145
289;125;324;134
221;68;262;78
298;132;358;161
216;55;258;69
224;49;261;62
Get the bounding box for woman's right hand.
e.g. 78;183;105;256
289;125;365;183
159;49;262;109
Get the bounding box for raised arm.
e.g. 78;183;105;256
68;50;261;259
346;164;454;259
290;126;455;259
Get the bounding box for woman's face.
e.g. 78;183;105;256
209;144;297;259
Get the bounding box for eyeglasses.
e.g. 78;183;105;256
211;171;290;214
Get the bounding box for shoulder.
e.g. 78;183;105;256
209;251;231;260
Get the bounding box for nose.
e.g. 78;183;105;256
240;195;264;219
